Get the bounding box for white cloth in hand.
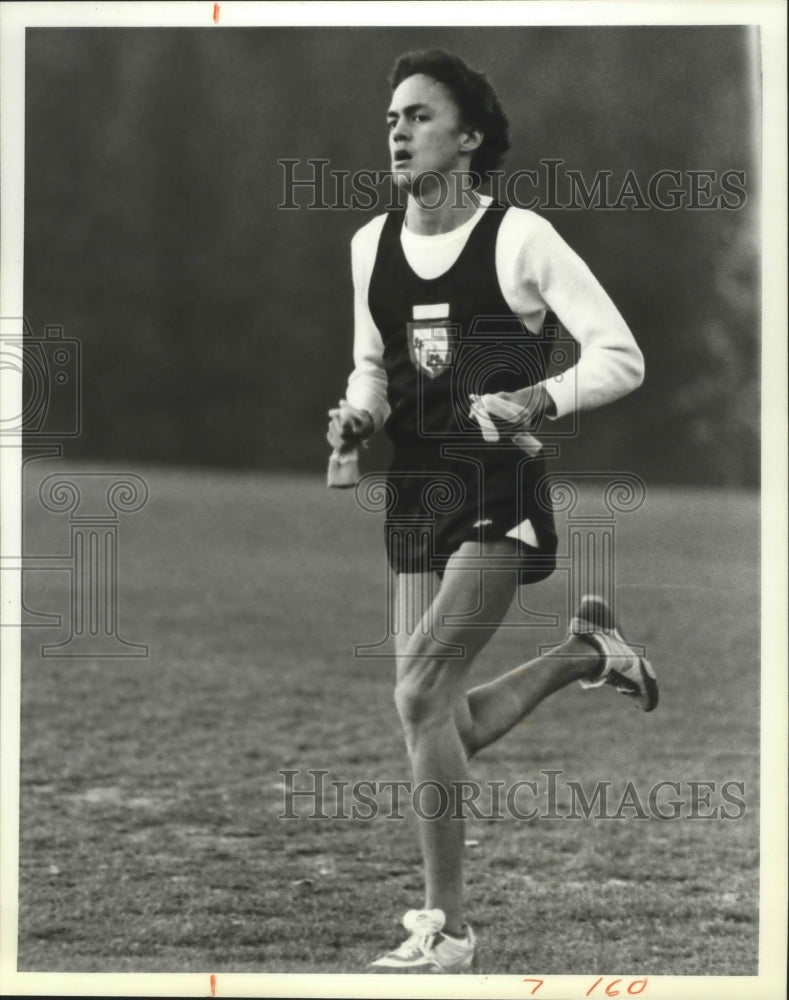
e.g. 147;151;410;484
468;393;543;457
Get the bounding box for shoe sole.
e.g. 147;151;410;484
607;657;658;712
637;658;659;712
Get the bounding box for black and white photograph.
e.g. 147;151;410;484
0;2;786;997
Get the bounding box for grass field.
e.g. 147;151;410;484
15;463;760;975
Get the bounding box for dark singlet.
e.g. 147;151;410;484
367;202;553;448
366;201;558;581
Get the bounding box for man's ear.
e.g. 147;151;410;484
459;127;483;154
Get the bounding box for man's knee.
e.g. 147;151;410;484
394;655;455;729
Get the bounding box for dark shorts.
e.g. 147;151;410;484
384;443;557;584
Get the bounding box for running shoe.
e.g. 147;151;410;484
572;594;658;712
369;908;476;973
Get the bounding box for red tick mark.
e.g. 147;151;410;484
213;4;220;24
209;973;217;996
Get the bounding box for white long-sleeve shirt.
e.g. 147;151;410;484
345;197;644;430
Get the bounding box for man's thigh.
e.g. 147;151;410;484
393;570;437;660
393;540;520;746
395;539;520;664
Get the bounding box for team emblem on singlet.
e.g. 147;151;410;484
407;303;456;379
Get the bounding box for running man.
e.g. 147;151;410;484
326;50;657;973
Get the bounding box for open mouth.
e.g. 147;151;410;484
393;150;412;163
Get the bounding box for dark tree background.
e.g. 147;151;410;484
23;26;758;485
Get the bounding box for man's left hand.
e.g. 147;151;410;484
477;384;555;432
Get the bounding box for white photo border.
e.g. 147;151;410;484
1;2;786;998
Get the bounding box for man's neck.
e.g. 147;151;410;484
404;184;481;236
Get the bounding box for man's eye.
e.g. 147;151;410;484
414;114;428;123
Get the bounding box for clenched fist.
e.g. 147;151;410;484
326;400;375;452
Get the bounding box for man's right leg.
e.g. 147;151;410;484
370;544;523;973
391;551;518;940
385;548;607;937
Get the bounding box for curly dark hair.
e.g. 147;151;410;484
389;50;510;189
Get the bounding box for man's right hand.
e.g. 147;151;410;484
326;400;374;452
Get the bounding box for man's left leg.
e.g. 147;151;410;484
459;593;659;756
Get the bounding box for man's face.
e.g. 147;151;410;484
387;73;477;194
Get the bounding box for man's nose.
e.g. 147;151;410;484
392;120;410;142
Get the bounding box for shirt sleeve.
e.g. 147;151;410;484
499;210;645;419
344;221;390;430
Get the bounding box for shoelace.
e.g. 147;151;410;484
394;910;444;959
394;929;437;959
608;667;641;695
